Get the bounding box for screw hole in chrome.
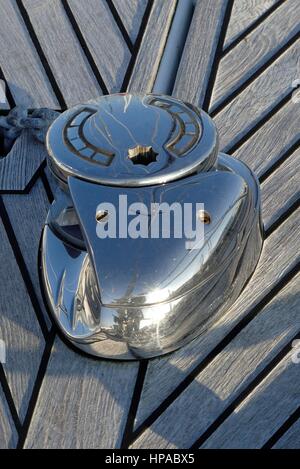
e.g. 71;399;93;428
96;210;109;223
198;210;211;224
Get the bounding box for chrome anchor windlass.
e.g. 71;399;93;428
41;93;263;360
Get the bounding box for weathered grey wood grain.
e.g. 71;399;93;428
172;0;228;107
127;0;177;92
0;218;45;422
0;386;18;449
0;130;48;191
214;40;300;151
112;0;147;43
261;148;300;230
0;0;58;108
24;337;139;448
224;0;278;49
211;0;300;111
132;273;300;448
273;418;300;448
233;98;300;178
202;350;300;448
67;0;131;94
22;0;101;106
134;209;300;428
3;179;51;328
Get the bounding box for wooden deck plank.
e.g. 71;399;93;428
0;0;58;108
67;0;131;94
261;148;300;230
273;418;300;449
112;0;147;43
224;0;279;49
232;98;300;178
132;273;299;448
133;209;299;429
24;337;139;449
172;0;228;107
0;386;18;449
211;0;300;111
3;179;52;329
0;131;48;191
213;40;300;151
0;216;45;423
127;0;177;92
22;0;101;106
202;350;299;448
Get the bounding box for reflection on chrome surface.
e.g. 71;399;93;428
41;94;263;360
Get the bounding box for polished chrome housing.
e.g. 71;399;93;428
41;93;263;360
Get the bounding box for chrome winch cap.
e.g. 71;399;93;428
46;93;218;187
41;93;263;360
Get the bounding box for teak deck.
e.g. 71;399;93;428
0;0;299;449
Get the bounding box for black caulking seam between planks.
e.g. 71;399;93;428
262;406;300;448
16;0;66;109
0;159;47;196
17;328;56;449
226;90;297;155
26;157;46;190
265;198;300;238
0;364;22;434
202;0;234;113
121;0;154;92
191;332;300;449
129;261;300;445
222;0;286;56
61;0;109;95
0;196;49;339
106;0;134;53
259;138;300;184
120;360;149;449
210;31;300;117
40;170;54;204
